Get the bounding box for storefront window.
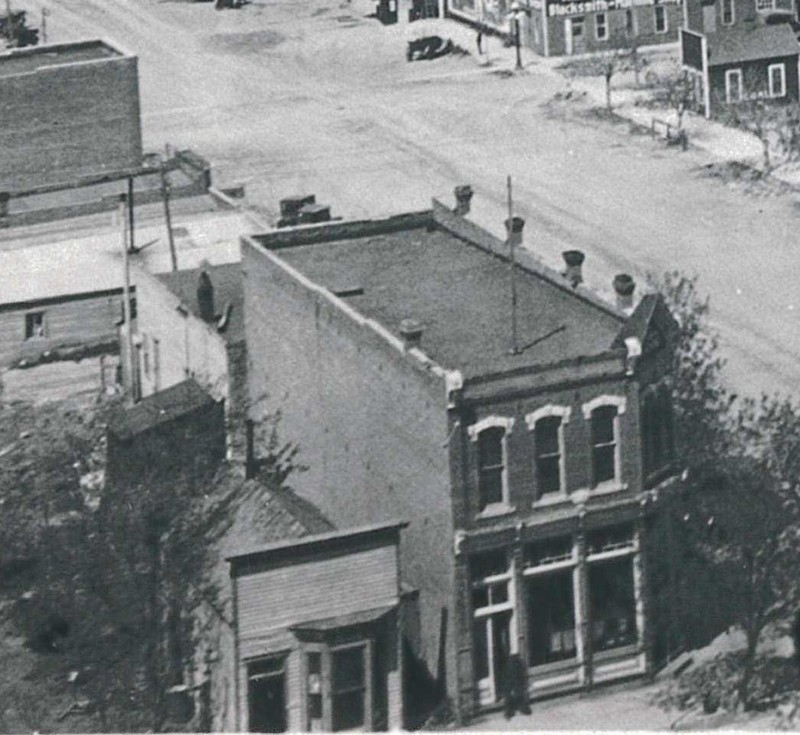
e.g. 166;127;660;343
484;0;510;27
470;549;512;611
331;645;367;732
526;571;577;665
450;0;478;12
588;557;637;652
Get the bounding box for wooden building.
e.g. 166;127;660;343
240;187;684;722
681;0;800;116
225;521;407;733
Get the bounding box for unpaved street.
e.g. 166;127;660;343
14;0;800;397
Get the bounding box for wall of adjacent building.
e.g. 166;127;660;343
708;54;800;115
0;290;123;367
242;238;459;708
0;48;142;193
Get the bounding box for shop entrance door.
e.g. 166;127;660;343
474;610;513;705
248;658;287;733
564;16;585;55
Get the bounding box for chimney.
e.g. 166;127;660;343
197;267;214;322
245;419;256;480
505;216;525;248
562;250;585;288
613;274;636;311
399;318;424;349
454;185;474;216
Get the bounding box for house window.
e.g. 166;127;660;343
153;337;161;391
142;334;151;378
24;311;46;339
469;417;514;513
769;63;786;98
722;0;734;24
247;656;287;733
725;68;743;103
596;11;608;40
642;384;675;477
755;0;775;10
654;4;667;32
331;644;368;732
306;652;323;722
588;557;638;652
625;8;635;35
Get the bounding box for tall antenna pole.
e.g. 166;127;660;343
507;175;520;355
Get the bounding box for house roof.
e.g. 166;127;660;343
257;210;627;380
156;262;245;344
707;23;800;66
107;378;216;440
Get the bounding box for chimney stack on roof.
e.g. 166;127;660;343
399;318;424;350
197;265;215;322
505;216;525;249
613;273;636;311
562;250;585;288
454;185;474;216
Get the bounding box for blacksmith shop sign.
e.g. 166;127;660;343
548;0;678;16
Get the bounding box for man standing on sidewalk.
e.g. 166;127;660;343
502;654;531;719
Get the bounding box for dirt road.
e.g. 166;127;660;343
18;0;800;397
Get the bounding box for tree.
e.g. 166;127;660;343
567;33;634;111
651;271;800;711
653;65;695;133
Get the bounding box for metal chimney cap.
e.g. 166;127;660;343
562;249;585;267
505;216;525;234
613;273;636;297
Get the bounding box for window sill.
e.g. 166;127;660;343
570;483;627;504
476;504;516;520
533;492;570;509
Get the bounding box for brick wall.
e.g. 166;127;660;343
0;54;142;193
242;239;458;701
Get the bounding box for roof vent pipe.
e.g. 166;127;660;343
454;185;474;216
505;215;525;248
562;250;585;288
613;274;636;311
197;268;215;322
399;318;424;350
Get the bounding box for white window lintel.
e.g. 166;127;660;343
525;405;572;431
581;395;627;420
468;416;515;442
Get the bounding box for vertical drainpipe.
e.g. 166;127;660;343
576;513;593;689
513;523;529;671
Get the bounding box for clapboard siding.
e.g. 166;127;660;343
237;544;398;640
0;293;121;366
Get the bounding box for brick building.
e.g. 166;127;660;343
131;262;247;456
447;0;682;56
0;40;142;194
240;188;683;721
681;0;800;116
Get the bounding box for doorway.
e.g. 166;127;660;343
474;610;513;705
248;657;287;733
564;16;585;55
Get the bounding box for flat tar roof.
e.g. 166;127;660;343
271;220;625;378
0;40;122;79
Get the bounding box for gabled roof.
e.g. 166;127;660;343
707;23;800;66
108;379;216;440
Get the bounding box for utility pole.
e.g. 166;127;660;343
160;163;178;272
41;6;47;44
127;176;136;254
120;194;136;405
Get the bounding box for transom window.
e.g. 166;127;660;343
524;537;574;570
769;63;786;98
586;524;636;557
470;549;513;613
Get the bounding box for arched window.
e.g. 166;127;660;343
526;406;571;500
469;417;514;512
582;396;626;488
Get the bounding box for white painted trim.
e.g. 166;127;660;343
525;405;572;430
768;62;786;98
586;546;637;563
468;415;515;441
523;558;577;576
725;68;743;104
581;395;626;420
